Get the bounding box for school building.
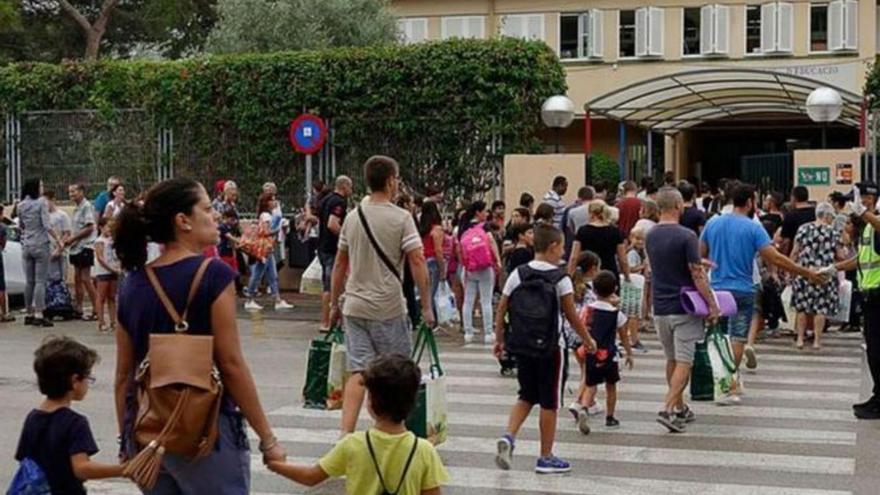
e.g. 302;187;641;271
390;0;879;189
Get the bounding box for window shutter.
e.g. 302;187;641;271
635;7;648;57
590;10;604;58
648;7;664;56
714;5;730;54
441;18;459;39
829;0;844;51
700;5;714;55
500;15;517;37
760;2;777;52
527;14;544;40
844;0;858;50
776;2;794;53
468;16;484;38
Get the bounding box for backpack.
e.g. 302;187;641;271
6;458;50;495
461;225;494;272
366;430;419;495
122;258;224;489
506;265;566;357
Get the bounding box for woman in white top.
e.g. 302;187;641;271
244;192;293;311
93;216;120;332
103;184;127;219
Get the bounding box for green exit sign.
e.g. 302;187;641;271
798;167;830;185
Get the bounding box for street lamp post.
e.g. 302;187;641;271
541;95;575;153
806;87;843;149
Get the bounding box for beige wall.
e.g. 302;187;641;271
392;0;877;109
504;154;585;213
793;148;864;200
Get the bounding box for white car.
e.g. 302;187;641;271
3;225;27;296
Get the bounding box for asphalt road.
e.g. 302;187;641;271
2;306;879;494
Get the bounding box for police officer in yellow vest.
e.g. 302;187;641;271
835;182;880;419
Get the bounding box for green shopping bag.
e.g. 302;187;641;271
406;323;448;445
690;339;714;401
706;323;741;402
302;326;345;410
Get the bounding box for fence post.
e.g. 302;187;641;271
5;114;21;203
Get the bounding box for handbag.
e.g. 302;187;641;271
302;326;345;409
366;430;419;495
406;323;448;445
123;258;224;489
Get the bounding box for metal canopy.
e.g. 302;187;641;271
585;68;862;134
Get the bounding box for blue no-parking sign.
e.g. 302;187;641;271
289;114;327;154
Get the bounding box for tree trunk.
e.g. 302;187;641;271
84;29;101;60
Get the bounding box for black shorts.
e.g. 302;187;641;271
514;347;564;410
70;248;94;269
585;354;620;386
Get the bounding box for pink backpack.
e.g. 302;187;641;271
461;225;494;272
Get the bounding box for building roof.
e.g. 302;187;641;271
585;68;862;134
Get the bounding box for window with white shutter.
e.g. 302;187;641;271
559;10;603;60
695;5;730;56
500;14;545;41
759;2;793;54
684;7;702;55
619;10;636;57
813;3;831;52
828;0;858;51
635;6;663;58
398;18;428;45
441;16;485;39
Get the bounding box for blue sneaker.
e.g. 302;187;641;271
495;434;514;470
535;455;571;474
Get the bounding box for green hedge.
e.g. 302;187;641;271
0;39;567;205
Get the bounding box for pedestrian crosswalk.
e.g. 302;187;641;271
91;331;866;494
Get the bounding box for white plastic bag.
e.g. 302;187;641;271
299;257;323;295
830;279;853;324
435;281;459;325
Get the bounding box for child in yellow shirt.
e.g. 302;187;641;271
268;354;449;494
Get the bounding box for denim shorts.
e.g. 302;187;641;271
344;314;412;372
721;290;755;343
318;250;335;292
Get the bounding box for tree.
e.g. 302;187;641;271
57;0;121;60
0;1;218;63
205;0;399;54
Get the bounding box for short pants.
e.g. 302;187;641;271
344;314;412;372
585;352;620;386
656;314;705;364
70;248;94;269
318;250;336;293
515;347;564;410
721;290;755;343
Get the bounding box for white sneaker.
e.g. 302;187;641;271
586;403;605;417
567;402;581;421
275;300;294;310
464;333;475;345
244;300;263;311
484;333;495;345
718;393;742;406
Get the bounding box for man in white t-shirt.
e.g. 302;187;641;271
329;155;433;434
46;192;71;283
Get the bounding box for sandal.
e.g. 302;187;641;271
0;314;15;322
82;313;98;322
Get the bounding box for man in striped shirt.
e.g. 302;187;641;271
543;175;569;229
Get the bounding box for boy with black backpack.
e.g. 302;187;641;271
492;223;596;474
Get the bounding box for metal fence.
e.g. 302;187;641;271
2;109;168;203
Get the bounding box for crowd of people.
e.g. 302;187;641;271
9;155;880;494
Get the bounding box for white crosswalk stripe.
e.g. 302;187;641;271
95;332;865;494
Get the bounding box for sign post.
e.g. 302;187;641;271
289;114;328;199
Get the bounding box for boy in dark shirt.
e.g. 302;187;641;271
14;337;124;494
576;270;633;434
505;222;534;273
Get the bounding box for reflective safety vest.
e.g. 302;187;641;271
859;223;880;290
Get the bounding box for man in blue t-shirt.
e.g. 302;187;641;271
701;183;825;402
92;176;120;223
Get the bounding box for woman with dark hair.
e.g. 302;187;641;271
103;183;127;218
244;192;292;311
519;192;535;214
457;200;501;344
419;200;445;316
18;179;59;327
114;178;285;493
534;203;555;225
